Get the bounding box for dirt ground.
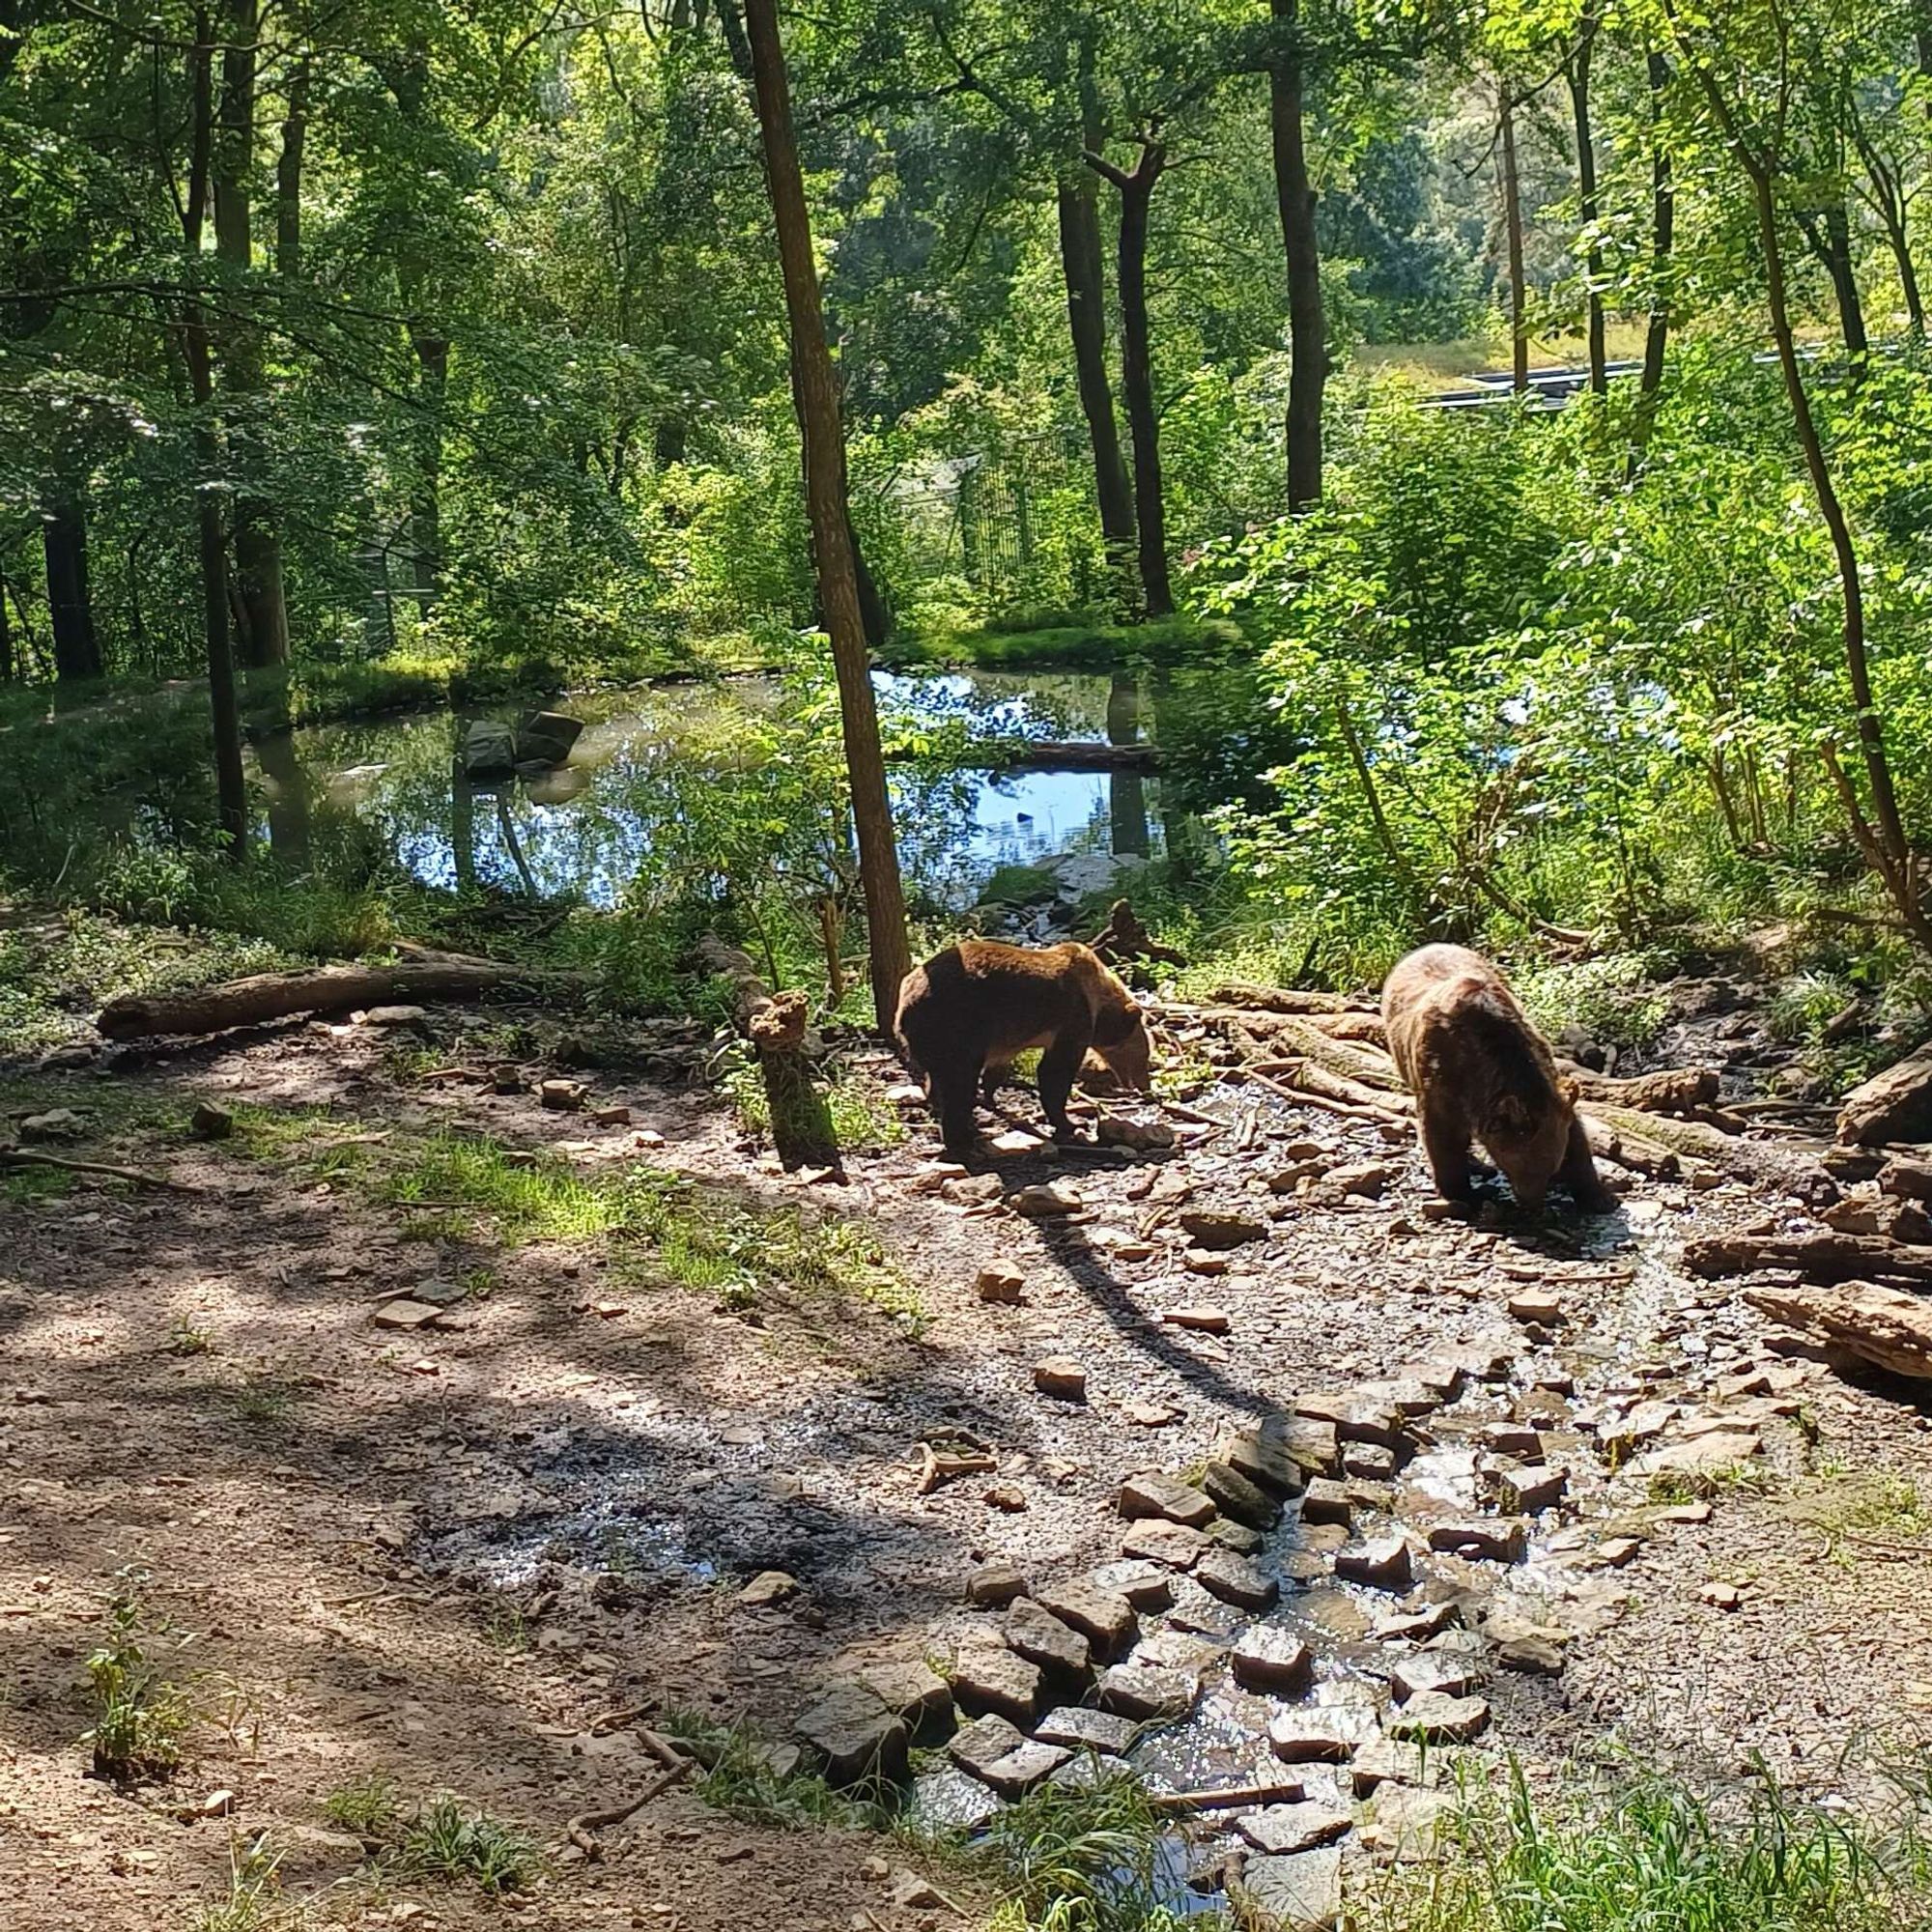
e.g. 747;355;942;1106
5;974;1932;1932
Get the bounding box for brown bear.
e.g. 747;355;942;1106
1381;943;1614;1214
895;939;1151;1151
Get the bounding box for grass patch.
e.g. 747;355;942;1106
226;1373;303;1428
383;1132;641;1241
725;1051;906;1154
84;1571;191;1784
889;614;1239;672
2;1163;74;1204
392;1795;543;1895
324;1774;401;1838
189;1834;292;1932
1515;952;1675;1052
662;1715;894;1833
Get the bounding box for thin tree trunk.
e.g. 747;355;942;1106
742;0;910;1033
1089;141;1173;618
185;7;247;860
1863;149;1925;337
1270;0;1325;509
276;63;306;280
1824;199;1870;374
1499;84;1528;396
1057;176;1137;589
409;325;448;610
1631;50;1676;471
43;498;101;679
0;567;12;682
1568;10;1606;395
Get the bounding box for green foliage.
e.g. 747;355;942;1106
662;1715;894;1833
84;1571;190;1784
323;1776;401;1838
392;1797;542;1896
189;1836;291;1932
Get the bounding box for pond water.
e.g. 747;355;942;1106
251;668;1166;911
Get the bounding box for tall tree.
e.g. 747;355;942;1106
742;0;910;1031
1565;7;1606;395
1269;0;1327;508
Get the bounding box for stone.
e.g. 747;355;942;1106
968;1565;1028;1609
1384;1693;1490;1745
1033;1580;1138;1661
1701;1580;1746;1610
911;1765;1002;1831
1329;1161;1391;1198
1033;1357;1089;1402
539;1078;587;1112
1182;1248;1231;1276
983;1484;1030;1513
941;1173;1005;1206
361;1004;429;1031
1035;1706;1140;1756
189;1101;234;1141
848;1659;953;1735
1492;1464;1567;1516
1351;1739;1435;1794
1178;1209;1267;1250
587;1103;632;1126
1299;1478;1354;1527
1241;1847;1344;1930
1048;1751;1134;1793
462;717;519;778
199;1789;236;1818
1249;1414;1340;1485
1207;1519;1264;1555
1231;1628;1313;1695
949;1713;1027;1778
976;1261;1026;1303
1119;1472;1217;1529
1427;1519;1527;1564
1479;1423;1544;1460
739;1570;801;1607
1122;1520;1208;1570
1366;1783;1454;1863
1838;1042;1932;1145
1600;1401;1676;1460
988;1128;1046;1155
795;1683;908;1785
1356;1378;1444;1420
1335;1538;1412;1591
1268;1706;1378;1763
1374;1602;1461;1642
1496;1635;1566;1676
1632;1432;1761;1481
1203;1461;1281;1530
1096;1664;1197;1720
952;1645;1040;1725
1344;1443;1398;1483
1096;1115;1177;1151
1391;1653;1486;1702
1436;1342;1513;1383
980;1741;1073;1798
1091;1561;1176;1612
1005;1598;1092;1677
1268;1159;1325;1193
1293;1392;1406;1451
1301;1522;1350;1556
1238;1802;1353;1857
1595;1536;1644;1568
1163;1304;1232;1333
1009;1182;1081;1218
19;1109;83;1142
1507;1289;1565;1324
1196;1548;1279;1612
1125;1400;1183;1429
371;1297;444;1330
515;709;585;766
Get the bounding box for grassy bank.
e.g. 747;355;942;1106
883;613;1243;672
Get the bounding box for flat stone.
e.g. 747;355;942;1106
1492;1464;1567;1515
538;1078;587;1111
1507;1289;1564;1324
1119;1472;1217;1529
1047;1750;1134;1793
1391;1652;1486;1701
1096;1664;1197;1720
1329;1161;1391;1198
372;1298;444;1330
1479;1423;1544;1460
1238;1802;1353;1856
1427;1519;1527;1564
1301;1522;1350;1555
1033;1357;1088;1402
19;1109;84;1142
1600;1400;1676;1460
1496;1635;1566;1675
1355;1378;1443;1419
1035;1706;1140;1756
1121;1520;1208;1570
980;1741;1072;1798
1009;1182;1081;1218
1195;1548;1278;1612
1239;1415;1340;1486
1350;1739;1436;1794
988;1128;1047;1155
1344;1442;1399;1482
1299;1478;1354;1527
360;1004;430;1030
1203;1461;1281;1530
1268;1706;1378;1762
942;1174;1005;1206
1633;1432;1761;1480
1242;1847;1345;1928
794;1683;908;1785
1163;1304;1232;1332
1125;1400;1183;1428
1178;1209;1266;1250
1334;1538;1412;1591
1182;1247;1230;1276
910;1765;1002;1831
1596;1536;1644;1568
949;1712;1028;1779
1231;1628;1312;1694
1005;1598;1091;1677
1091;1560;1176;1611
1384;1692;1490;1745
1437;1341;1514;1382
951;1644;1040;1725
968;1564;1028;1608
1294;1392;1406;1451
1033;1580;1138;1661
590;1103;632;1127
976;1261;1026;1303
1702;1580;1746;1610
1366;1783;1455;1863
1398;1361;1467;1403
739;1570;801;1607
1206;1519;1264;1555
1374;1602;1460;1642
847;1659;952;1734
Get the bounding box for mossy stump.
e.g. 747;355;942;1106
751;991;838;1172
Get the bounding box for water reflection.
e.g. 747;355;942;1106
249;668;1167;909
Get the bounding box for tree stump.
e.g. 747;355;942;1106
750;991;838;1172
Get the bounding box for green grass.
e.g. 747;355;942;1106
189;1835;291;1932
323;1774;401;1838
661;1714;895;1833
887;614;1239;672
392;1795;542;1895
724;1051;907;1154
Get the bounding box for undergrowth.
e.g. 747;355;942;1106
84;1569;191;1783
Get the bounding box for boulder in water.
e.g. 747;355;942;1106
461;718;518;780
515;710;585;767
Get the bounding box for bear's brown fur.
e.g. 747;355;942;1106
895;939;1151;1151
1381;943;1613;1214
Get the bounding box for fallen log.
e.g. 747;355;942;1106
1837;1041;1932;1146
1744;1281;1932;1380
1208;981;1375;1016
1684;1229;1932;1289
1247;1058;1411;1121
1580;1114;1680;1180
1088;898;1187;970
97;959;577;1040
1569;1065;1720;1114
1589;1105;1836;1208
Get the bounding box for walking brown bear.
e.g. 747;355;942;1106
895;939;1151;1151
1381;943;1615;1214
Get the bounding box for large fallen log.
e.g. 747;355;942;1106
1744;1281;1932;1380
1208;982;1376;1016
1684;1229;1932;1289
1570;1065;1720;1114
1247;1058;1411;1122
97;959;577;1040
1581;1114;1680;1179
1589;1105;1836;1208
1838;1042;1932;1146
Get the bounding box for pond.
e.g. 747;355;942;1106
250;668;1170;913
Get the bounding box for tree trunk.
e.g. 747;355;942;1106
1057;175;1137;590
1089;141;1173;618
1823;199;1870;374
276;64;306;280
751;991;839;1171
1567;10;1606;396
215;0;288;668
742;0;911;1034
43;497;101;680
185;8;247;860
1107;672;1151;858
1631;50;1676;468
409;325;448;611
1270;0;1325;510
1498;84;1528;396
0;566;12;682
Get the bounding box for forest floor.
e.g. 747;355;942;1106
5;934;1932;1932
